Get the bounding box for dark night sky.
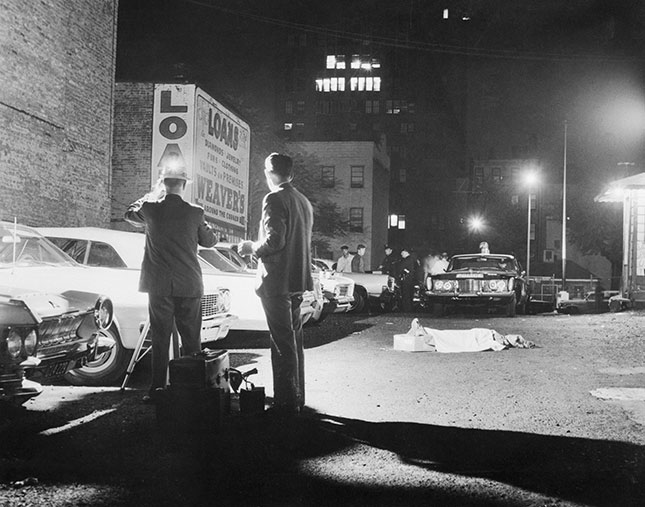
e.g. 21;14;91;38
116;0;645;184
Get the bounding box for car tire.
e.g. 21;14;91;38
505;294;517;317
64;324;133;386
350;287;367;313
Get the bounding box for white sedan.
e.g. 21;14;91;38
39;227;324;332
0;223;236;386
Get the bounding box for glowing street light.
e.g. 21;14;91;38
468;215;485;232
523;169;539;281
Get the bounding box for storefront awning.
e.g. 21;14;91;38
595;172;645;202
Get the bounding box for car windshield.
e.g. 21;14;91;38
199;248;245;273
449;256;517;273
0;222;78;267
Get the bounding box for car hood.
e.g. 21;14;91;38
0;286;98;321
0;266;145;307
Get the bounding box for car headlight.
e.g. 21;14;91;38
94;296;114;330
486;280;502;291
23;329;37;355
6;329;22;358
219;289;232;313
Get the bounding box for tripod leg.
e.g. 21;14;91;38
120;319;151;391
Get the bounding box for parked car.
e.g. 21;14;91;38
1;286;114;405
313;258;398;313
310;264;355;315
557;290;619;314
424;253;529;317
41;227;322;331
4;223;235;386
216;241;258;270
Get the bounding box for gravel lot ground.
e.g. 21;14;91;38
1;309;645;506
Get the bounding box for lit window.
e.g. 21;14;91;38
331;77;338;92
366;78;373;91
326;55;346;69
284;123;293;131
351;55;360;69
374;77;381;91
371;58;381;69
323;78;331;92
358;77;365;91
349;208;364;232
351;166;364;188
315;79;323;92
361;62;371;70
443;8;449;19
321;166;335;188
338;77;345;91
398;214;406;229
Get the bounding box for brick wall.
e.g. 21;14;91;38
0;0;117;227
110;81;154;230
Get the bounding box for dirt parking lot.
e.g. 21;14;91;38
1;310;645;506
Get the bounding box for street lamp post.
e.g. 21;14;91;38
524;171;539;281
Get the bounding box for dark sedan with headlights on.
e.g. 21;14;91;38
424;253;529;317
1;288;114;406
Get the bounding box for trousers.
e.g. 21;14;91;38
148;294;202;391
260;294;304;410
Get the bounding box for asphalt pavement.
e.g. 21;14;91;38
1;310;645;506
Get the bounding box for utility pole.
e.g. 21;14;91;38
562;120;568;292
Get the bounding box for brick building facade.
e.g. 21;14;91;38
110;81;154;229
0;0;118;227
286;139;390;268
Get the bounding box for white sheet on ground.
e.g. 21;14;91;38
407;318;535;353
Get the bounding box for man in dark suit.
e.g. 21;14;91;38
239;153;313;416
125;159;217;402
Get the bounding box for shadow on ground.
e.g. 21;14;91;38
2;390;644;506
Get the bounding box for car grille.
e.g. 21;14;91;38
38;314;86;348
458;279;481;293
201;290;231;317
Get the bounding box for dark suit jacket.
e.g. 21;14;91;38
254;182;314;298
124;194;217;297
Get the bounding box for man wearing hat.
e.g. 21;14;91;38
377;244;398;275
125;156;217;403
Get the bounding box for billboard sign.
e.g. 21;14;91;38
152;84;250;239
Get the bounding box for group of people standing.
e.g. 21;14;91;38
334;244;450;313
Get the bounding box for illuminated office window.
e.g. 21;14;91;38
284;123;293;131
326;55;346;69
351;54;360;69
